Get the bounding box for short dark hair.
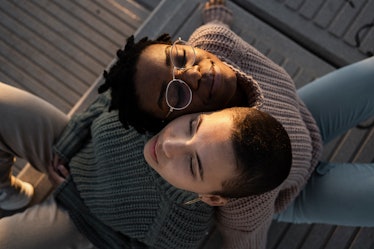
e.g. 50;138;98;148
98;34;172;134
212;107;292;198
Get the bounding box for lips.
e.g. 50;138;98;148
208;61;215;100
151;135;159;163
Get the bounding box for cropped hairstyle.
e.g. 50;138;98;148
213;107;292;198
98;34;172;133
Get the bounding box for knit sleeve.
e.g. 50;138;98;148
188;22;242;67
203;4;232;26
54;177;148;249
53;92;111;162
216;189;279;249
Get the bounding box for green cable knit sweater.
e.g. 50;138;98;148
53;92;213;249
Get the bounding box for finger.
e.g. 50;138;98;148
47;164;59;185
57;165;69;178
53;154;59;170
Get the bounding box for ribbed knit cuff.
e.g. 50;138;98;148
203;5;233;26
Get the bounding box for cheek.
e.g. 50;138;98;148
158;161;191;189
220;63;235;80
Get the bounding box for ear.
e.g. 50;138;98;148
199;194;228;206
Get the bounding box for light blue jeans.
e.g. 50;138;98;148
275;57;374;226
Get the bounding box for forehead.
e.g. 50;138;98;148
197;112;237;180
139;44;169;62
134;44;171;119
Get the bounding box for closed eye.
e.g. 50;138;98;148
188;115;203;179
190;156;195;177
189;117;195;177
174;50;187;68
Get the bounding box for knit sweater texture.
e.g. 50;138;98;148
187;5;323;249
53;92;214;249
53;5;323;249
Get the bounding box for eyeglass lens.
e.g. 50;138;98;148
166;80;192;110
170;40;195;69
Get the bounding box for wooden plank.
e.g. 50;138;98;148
275;224;312;249
324;226;360;249
93;0;150;29
133;0;161;11
267;222;291;249
299;224;335;249
0;28;73;112
231;0;373;66
350;227;374;249
1;1;102;76
52;0;134;43
134;0;203;39
29;0;115;60
0;4;86;99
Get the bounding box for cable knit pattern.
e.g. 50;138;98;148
54;109;213;248
188;5;323;249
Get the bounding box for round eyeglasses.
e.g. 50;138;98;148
165;37;196;119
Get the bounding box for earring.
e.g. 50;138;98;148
183;196;202;205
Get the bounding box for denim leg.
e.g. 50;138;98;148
275;162;374;226
297;57;374;144
275;58;374;225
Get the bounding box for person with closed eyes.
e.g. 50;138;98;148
1;0;373;249
0;1;292;248
0;77;291;249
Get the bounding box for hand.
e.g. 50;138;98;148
48;154;70;186
51;154;67;172
48;162;70;186
205;0;226;9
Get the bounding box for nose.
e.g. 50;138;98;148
162;138;188;159
178;65;201;90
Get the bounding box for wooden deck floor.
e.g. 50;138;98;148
1;0;373;248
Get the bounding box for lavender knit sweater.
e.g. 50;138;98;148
189;5;323;249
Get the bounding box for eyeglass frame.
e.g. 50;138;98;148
164;37;196;120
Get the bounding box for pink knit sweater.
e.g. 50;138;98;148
188;5;323;249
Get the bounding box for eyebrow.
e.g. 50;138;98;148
157;80;167;110
165;45;171;67
196;116;204;181
157;46;172;110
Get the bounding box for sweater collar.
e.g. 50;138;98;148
220;58;264;109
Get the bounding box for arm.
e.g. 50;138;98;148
203;0;233;27
217;189;279;249
188;4;241;68
53;92;111;163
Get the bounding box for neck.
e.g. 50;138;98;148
227;84;247;107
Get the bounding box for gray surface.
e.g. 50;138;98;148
0;0;150;113
232;0;374;67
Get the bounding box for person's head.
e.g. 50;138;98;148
99;35;239;133
143;107;292;206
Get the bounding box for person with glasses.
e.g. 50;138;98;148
88;0;374;248
0;78;292;249
1;0;373;248
0;6;293;245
